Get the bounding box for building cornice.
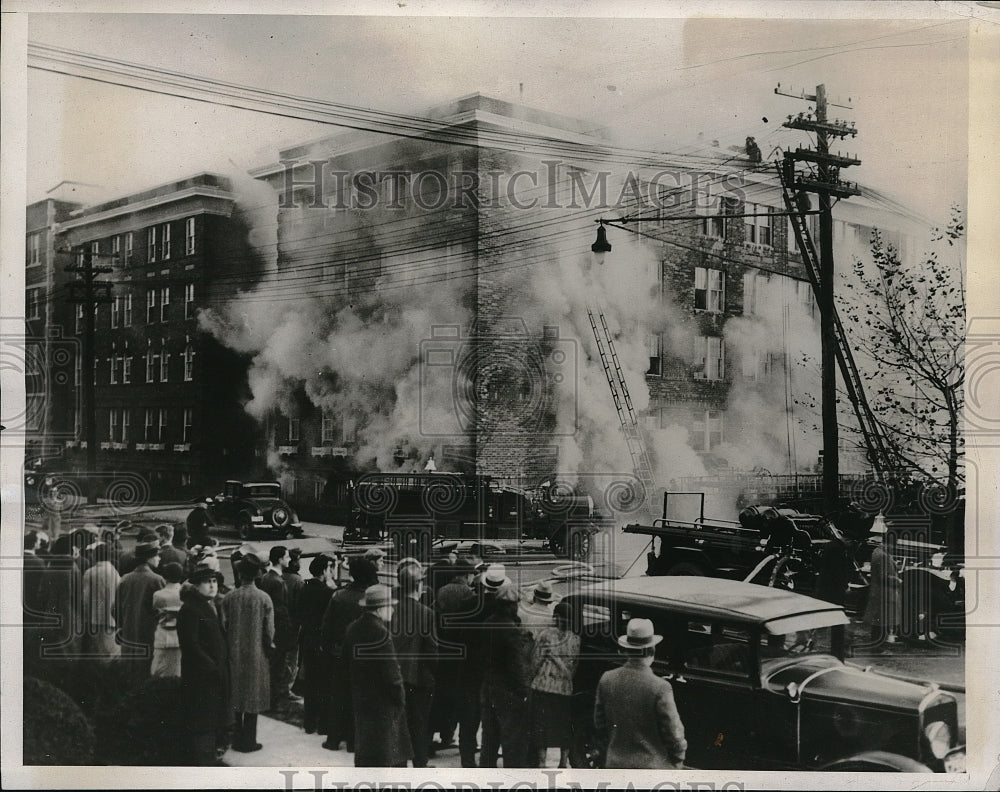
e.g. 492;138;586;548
57;187;235;232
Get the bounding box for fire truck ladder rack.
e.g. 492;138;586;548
777;163;896;480
587;308;656;492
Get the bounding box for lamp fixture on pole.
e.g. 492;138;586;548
591;219;612;265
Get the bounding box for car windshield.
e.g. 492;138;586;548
759;626;838;660
243;484;281;498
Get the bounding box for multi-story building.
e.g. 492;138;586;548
28;173;266;499
246;94;928;511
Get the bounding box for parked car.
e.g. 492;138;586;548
208;480;304;540
563;576;965;772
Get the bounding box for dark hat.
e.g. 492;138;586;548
134;540;160;561
136;527;159;543
532;580;554;604
453;556;475;574
188;564;217;584
362;584;396;609
617;618;663;650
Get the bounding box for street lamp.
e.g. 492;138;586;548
591;220;612;265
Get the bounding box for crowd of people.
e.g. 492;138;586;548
23;523;631;768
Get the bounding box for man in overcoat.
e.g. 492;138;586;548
258;545;297;706
116;538;165;678
862;520;901;643
220;555;274;752
594;618;686;769
390;564;438;767
178;565;231;765
299;554;336;734
343;584;412;767
320;556;378;751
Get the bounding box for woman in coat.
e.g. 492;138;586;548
343;584;412;767
220;556;274;752
863;528;901;643
178;565;231;766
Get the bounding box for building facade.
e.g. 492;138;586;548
26;173;266;499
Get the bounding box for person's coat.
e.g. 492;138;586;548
178;585;231;734
594;662;687;769
115;562;165;656
258;569;295;651
343;610;412;767
863;543;901;629
220;583;274;713
389;596;438;689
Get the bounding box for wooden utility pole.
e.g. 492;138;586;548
776;83;859;514
65;249;114;504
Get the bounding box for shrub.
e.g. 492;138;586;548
104;675;188;765
24;676;95;765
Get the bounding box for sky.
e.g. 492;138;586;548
21;6;982;224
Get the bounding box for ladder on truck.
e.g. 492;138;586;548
777;162;896;480
587;308;656;493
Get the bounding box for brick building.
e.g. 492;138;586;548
247;94;933;510
26;173;266;499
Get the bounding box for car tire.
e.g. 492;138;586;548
237;514;253;541
666;561;708;576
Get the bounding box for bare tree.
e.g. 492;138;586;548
837;208;965;489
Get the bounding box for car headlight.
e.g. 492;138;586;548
924;720;951;759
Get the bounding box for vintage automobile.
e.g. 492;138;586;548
208;480;304;540
564;576;965;772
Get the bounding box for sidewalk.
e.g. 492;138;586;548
223;716;467;768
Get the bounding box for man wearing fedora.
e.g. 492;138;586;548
178;564;230;765
518;580;557;640
343;584;413;767
594;618;687;769
220;554;274;752
115;537;165;678
390;564;438;767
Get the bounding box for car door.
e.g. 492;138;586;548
666;619;763;769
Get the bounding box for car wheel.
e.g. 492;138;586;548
237;514;253;540
666;561;708;576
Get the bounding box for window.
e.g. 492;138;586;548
146;341;157;383
691;410;725;452
145;408;155;442
124;232;134;265
109;344;118;384
111;296;120;329
158;409;168;443
147;226;157;262
146;289;157;323
183;337;194;381
161;224;171;260
288;418;300;442
110;410;118;441
684;621;751;676
76;304;84;334
123;292;133;326
698;195;726;239
693;336;725;380
28;234;41;266
321;410;338;444
645;333;661;375
743;271;765;316
93;358;99;386
122;342;132;384
745;203;773;247
185;283;195;319
91;241;100;258
742;348;773;382
159;286;170;322
183;408;193;443
121;409;130;444
74;355;82;387
112;235;121;265
27;288;41;320
694;267;725;312
186;217;196;255
160;340;170;382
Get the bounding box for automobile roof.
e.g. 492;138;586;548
572;576;849;629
